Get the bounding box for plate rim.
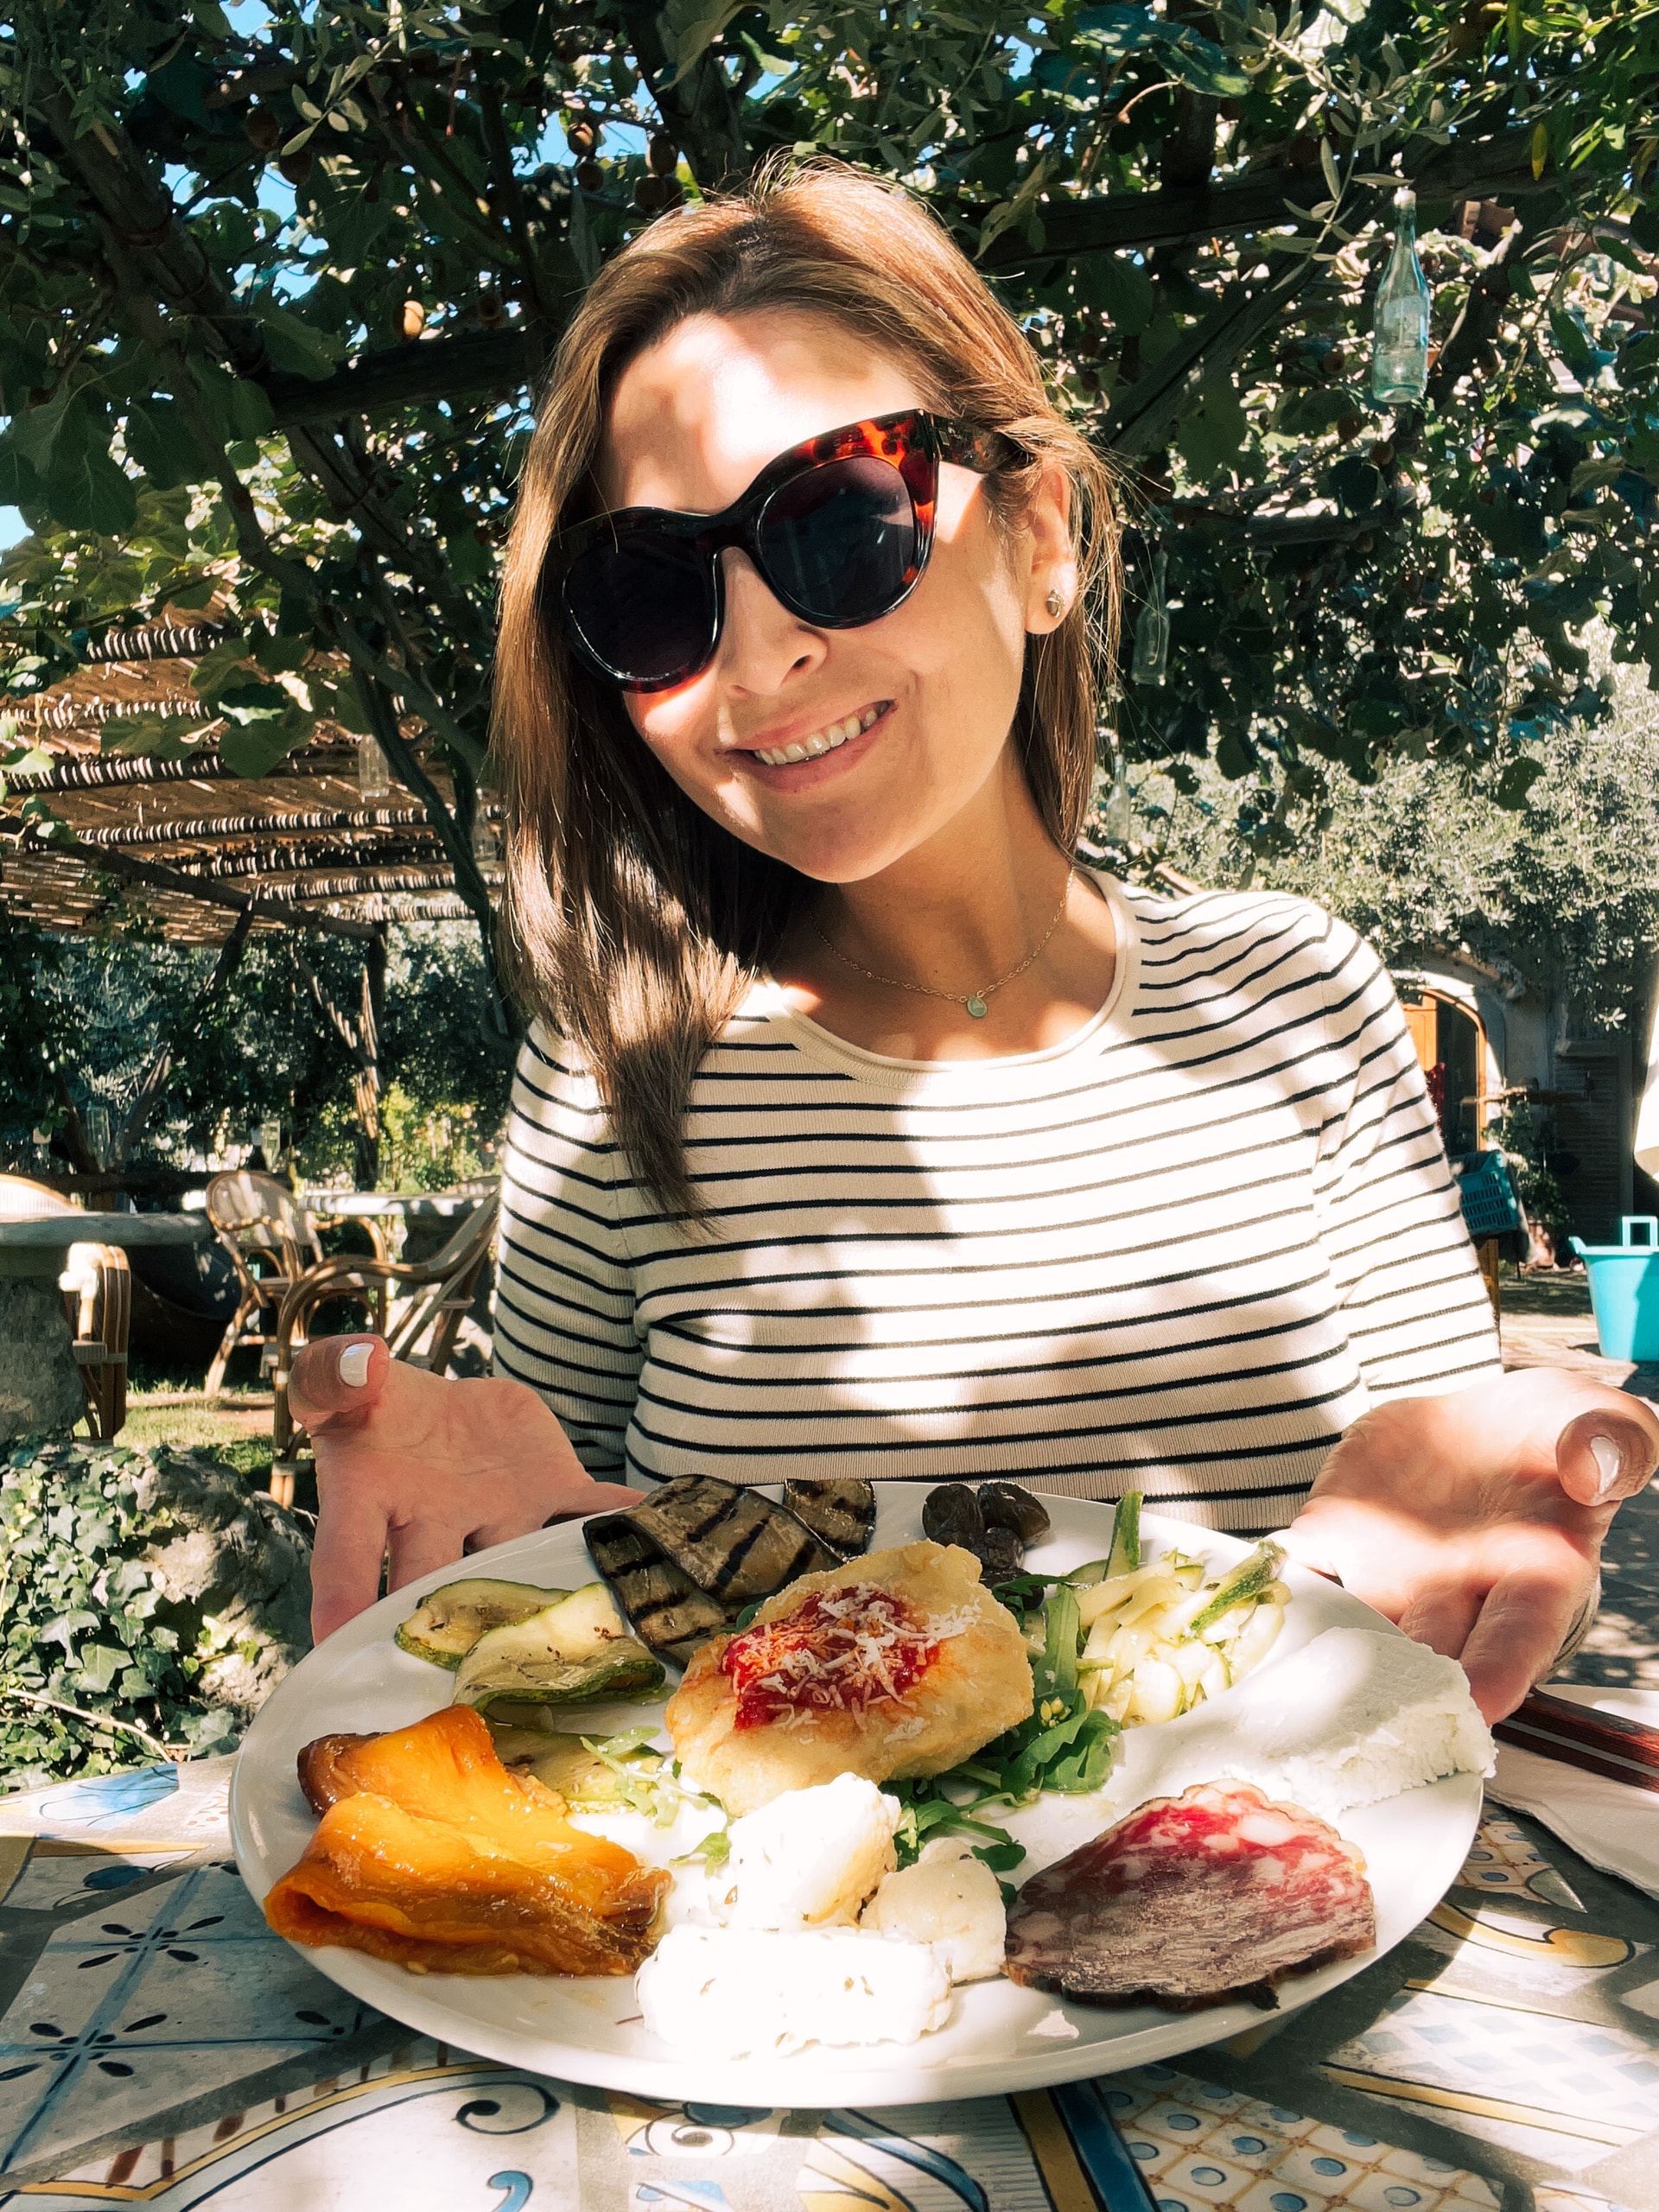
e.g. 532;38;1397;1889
232;1491;1483;2107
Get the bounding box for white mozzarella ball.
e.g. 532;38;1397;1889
712;1772;900;1929
861;1835;1007;1982
636;1923;951;2056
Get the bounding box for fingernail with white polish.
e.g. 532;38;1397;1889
1590;1433;1623;1501
339;1342;373;1389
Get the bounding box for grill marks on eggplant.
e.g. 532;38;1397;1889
626;1477;839;1602
585;1478;842;1670
583;1514;739;1670
783;1478;877;1559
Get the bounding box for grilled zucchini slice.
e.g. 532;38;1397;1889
395;1578;570;1670
488;1725;663;1808
452;1582;666;1711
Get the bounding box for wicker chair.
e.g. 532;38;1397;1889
270;1193;499;1493
203;1170;387;1398
0;1174;131;1440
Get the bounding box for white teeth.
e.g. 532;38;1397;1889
752;704;886;768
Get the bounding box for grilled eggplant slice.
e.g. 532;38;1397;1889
452;1583;665;1711
783;1478;877;1559
585;1512;741;1669
626;1474;838;1601
395;1578;569;1670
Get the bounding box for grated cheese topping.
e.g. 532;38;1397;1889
721;1584;943;1731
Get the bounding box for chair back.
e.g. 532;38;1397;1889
384;1195;499;1369
414;1196;499;1285
205;1170;322;1278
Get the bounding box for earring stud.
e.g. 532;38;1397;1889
1046;588;1065;619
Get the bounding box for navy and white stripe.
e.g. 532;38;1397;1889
493;878;1501;1531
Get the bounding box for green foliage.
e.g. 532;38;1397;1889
0;1436;246;1790
1138;639;1659;1030
0;917;512;1177
0;0;1654;836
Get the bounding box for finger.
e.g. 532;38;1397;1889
467;1481;645;1558
1395;1577;1484;1662
1556;1404;1659;1508
543;1481;644;1523
385;1517;474;1597
309;1479;392;1643
1457;1567;1589;1722
289;1336;391;1431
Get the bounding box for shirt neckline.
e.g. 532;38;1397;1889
749;867;1141;1080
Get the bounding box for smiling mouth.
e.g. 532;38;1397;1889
747;702;889;768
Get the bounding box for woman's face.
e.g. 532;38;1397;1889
599;308;1072;886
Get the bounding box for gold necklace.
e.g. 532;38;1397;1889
808;867;1075;1020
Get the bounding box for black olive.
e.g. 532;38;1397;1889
922;1482;984;1550
977;1481;1052;1545
975;1525;1025;1581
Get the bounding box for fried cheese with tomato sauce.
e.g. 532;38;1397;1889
665;1540;1033;1814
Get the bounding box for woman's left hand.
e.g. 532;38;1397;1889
1281;1366;1659;1722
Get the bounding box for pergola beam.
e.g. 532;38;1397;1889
4;747;359;796
35;836;384;939
47;804;434;848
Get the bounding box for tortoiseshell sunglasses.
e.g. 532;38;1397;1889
543;409;1018;692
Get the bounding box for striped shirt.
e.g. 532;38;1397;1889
493;877;1502;1532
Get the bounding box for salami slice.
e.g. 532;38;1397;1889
1004;1781;1376;2011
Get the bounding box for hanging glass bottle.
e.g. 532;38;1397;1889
471;810;499;869
1370;187;1430;407
357;732;391;799
1130;549;1169;686
1102;752;1133;847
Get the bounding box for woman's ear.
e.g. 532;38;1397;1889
1023;461;1077;632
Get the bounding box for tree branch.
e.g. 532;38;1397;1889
1427;216;1531;404
980;124;1550;271
47;98;488;649
1103;251;1318;458
615;3;749;187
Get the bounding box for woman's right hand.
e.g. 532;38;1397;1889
289;1337;642;1644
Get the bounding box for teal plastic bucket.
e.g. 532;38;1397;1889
1571;1217;1659;1362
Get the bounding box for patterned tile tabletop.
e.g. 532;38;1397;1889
1;1764;1655;2212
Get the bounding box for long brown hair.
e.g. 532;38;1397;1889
493;161;1120;1215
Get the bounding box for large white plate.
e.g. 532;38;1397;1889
232;1489;1482;2107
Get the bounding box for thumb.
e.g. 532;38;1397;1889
288;1335;391;1431
552;1481;645;1521
1555;1402;1659;1509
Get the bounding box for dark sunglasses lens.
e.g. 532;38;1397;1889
760;457;918;626
562;532;715;687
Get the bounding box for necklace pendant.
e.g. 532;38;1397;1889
965;994;989;1019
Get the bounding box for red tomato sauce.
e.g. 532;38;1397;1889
720;1584;940;1730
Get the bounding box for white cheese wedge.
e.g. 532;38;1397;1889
1119;1625;1497;1821
861;1836;1007;1982
637;1923;952;2056
712;1772;900;1929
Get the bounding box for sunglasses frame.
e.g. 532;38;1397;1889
544;409;1018;693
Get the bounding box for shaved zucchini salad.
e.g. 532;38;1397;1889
1062;1494;1288;1726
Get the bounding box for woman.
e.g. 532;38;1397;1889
294;163;1656;1721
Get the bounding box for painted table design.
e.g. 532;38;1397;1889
1;1766;1656;2212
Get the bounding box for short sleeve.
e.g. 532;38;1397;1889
1310;918;1503;1402
491;1025;644;1478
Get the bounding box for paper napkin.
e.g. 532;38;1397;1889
1488;1683;1659;1899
